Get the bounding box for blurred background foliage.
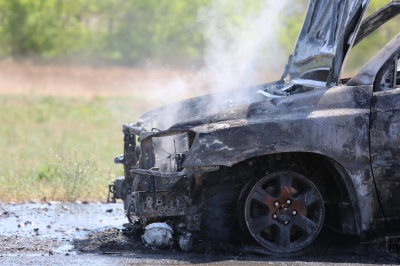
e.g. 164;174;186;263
0;0;398;71
0;0;210;65
0;0;399;202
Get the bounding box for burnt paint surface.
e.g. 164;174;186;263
288;0;368;84
171;85;382;236
370;88;400;232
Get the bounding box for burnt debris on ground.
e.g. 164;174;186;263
73;220;400;264
0;201;400;265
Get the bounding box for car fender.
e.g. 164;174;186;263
182;84;384;238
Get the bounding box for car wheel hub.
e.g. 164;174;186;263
275;205;294;223
243;171;325;253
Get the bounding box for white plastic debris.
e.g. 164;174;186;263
179;232;193;252
142;223;174;249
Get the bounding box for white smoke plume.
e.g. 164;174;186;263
198;0;289;92
141;0;292;130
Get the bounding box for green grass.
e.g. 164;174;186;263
0;94;147;202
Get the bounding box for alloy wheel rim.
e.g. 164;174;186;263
244;171;324;253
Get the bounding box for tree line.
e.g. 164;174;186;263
0;0;398;69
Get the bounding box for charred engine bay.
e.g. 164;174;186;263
0;202;400;265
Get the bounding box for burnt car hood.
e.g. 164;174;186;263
139;81;321;137
286;0;369;85
139;82;274;131
168;86;329;132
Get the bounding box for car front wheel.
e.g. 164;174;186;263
238;171;325;253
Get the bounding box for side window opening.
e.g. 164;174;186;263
375;54;399;92
343;3;400;80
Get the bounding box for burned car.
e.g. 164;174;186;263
108;0;400;253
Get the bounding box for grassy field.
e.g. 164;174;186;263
0;63;280;202
0;94;146;202
0;63;206;202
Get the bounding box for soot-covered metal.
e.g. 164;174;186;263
107;0;400;253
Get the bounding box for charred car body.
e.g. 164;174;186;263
108;0;400;253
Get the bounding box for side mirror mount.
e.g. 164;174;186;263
375;54;399;92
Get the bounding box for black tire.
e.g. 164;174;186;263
238;171;325;253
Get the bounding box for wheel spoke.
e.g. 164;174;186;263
248;214;275;234
278;174;292;199
276;225;291;248
292;214;318;236
292;187;319;210
251;186;274;208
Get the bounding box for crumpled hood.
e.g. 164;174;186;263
170;81;371;134
140;81;280;130
169;86;328;132
140;80;342;137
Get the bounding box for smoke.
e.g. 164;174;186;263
197;0;289;92
141;0;291;130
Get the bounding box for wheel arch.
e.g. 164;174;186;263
237;151;362;237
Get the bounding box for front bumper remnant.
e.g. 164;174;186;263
111;124;220;230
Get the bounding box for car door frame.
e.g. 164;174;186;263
370;48;400;235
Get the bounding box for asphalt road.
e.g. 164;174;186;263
0;202;398;266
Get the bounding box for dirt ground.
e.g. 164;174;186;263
0;61;189;97
0;61;281;98
0;202;399;266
